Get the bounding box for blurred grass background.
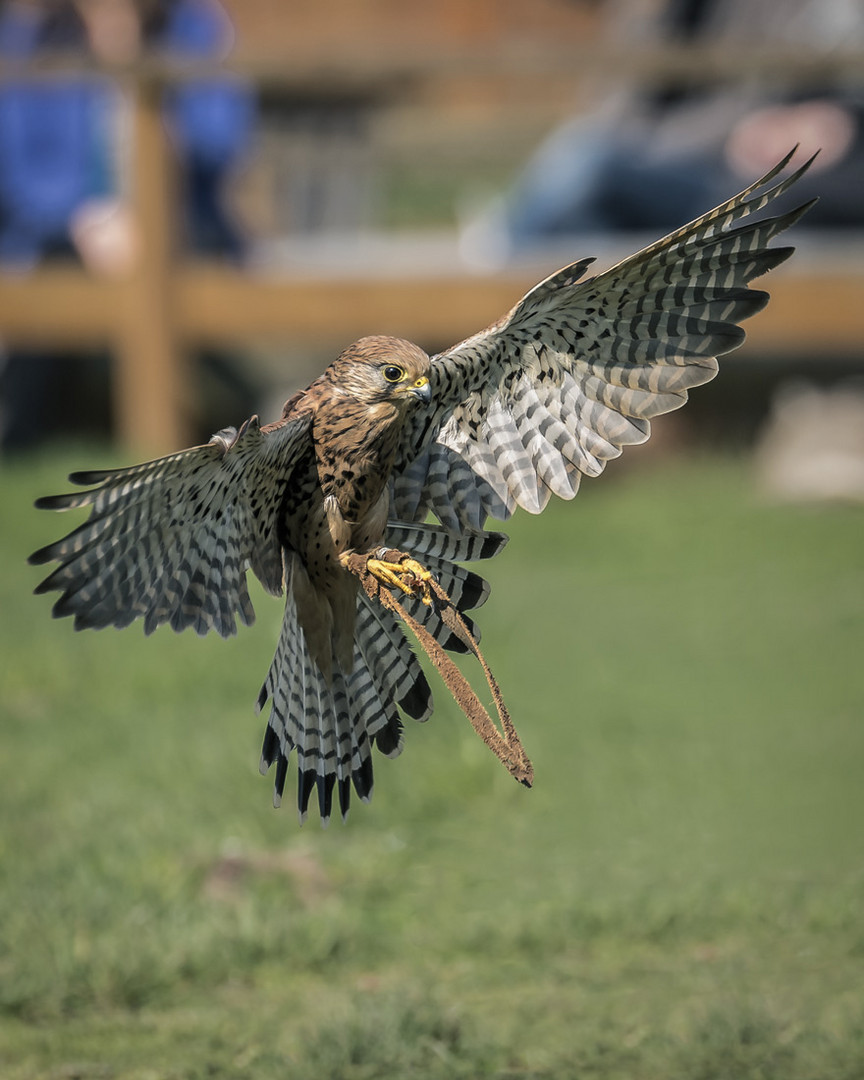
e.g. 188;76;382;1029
2;449;863;1078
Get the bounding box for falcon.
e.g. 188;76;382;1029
30;150;814;823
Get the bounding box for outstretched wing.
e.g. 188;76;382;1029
29;414;312;637
392;150;816;533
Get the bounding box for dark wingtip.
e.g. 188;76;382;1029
792;147;820;177
756;151;819;208
32;576;54;594
259;723;278;766
785;197;819;228
72;610;104;632
480;532;508;560
317;772;336;822
457;570;488;612
28;543;56;566
740;288;770;319
34;493;76;511
50;592;77;621
398;670;433;722
273;756;289;807
374;716;404;758
352;756;374;803
338;776;351;821
67;469;110;486
297;767;316;817
756;145;814;189
770;145;799;176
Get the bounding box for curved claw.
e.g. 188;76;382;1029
366;556;434;606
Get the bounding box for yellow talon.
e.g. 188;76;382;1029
366;556;435;606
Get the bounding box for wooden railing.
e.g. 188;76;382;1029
1;54;863;454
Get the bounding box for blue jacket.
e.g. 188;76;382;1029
0;0;253;264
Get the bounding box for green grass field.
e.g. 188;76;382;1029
2;450;863;1079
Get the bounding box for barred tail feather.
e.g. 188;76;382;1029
257;588;420;823
257;521;506;821
352;631;406;758
331;669;354;819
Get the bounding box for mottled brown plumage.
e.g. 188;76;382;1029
275;336;432;676
30;151;815;823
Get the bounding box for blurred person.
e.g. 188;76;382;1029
462;0;864;264
0;0;255;451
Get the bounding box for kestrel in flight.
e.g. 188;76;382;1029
31;151;814;823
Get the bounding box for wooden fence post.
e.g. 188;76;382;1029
115;78;189;454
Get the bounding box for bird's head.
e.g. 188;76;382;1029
329;336;431;409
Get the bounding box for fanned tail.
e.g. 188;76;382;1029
257;523;506;822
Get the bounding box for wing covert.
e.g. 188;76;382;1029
392;150;816;532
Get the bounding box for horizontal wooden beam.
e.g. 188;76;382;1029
0;269;124;344
741;270;864;355
2;261;863;354
175;265;519;347
2;44;862;88
177;264;864;356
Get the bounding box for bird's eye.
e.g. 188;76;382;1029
382;365;406;383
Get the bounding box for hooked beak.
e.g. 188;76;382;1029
408;375;431;403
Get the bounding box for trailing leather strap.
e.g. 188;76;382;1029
343;549;534;787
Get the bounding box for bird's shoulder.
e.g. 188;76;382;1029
271;378;330;429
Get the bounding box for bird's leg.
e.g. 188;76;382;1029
341;546;533;788
347;549;435;606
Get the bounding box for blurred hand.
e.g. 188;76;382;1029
74;0;142;65
725;100;856;178
70;199;139;277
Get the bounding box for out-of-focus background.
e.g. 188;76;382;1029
0;0;862;460
1;2;863;1077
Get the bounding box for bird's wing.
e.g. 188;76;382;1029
30;414;312;637
392;151;816;533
